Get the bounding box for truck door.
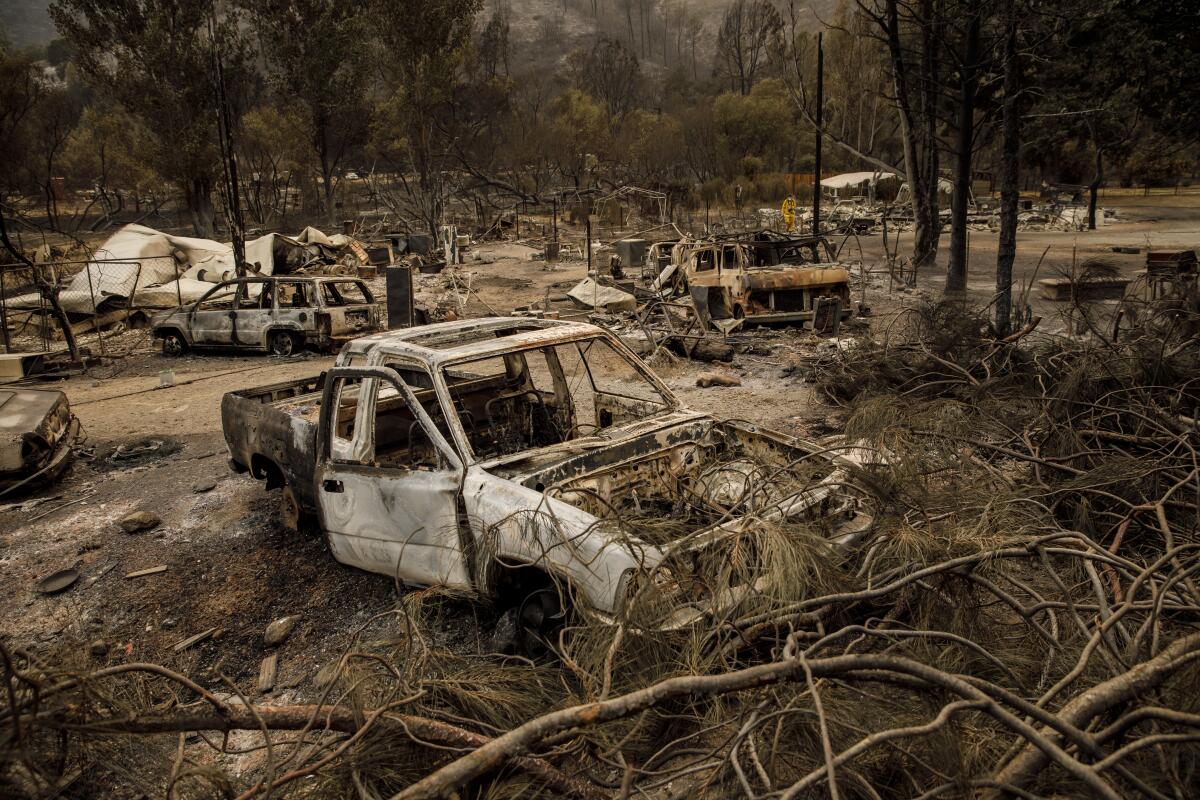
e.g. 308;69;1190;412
315;366;471;588
189;281;238;345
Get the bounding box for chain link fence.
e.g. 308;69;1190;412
0;257;189;360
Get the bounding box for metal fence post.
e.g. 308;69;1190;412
83;259;106;356
38;267;49;352
128;260;143;327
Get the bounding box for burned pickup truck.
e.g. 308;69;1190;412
152;276;381;356
672;232;854;331
222;318;872;632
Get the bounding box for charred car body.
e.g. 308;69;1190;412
222;318;872;629
0;388;78;495
152;276;381;356
671;232;853;330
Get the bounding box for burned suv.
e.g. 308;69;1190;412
152;276;381;356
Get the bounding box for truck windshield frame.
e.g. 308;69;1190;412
435;334;677;463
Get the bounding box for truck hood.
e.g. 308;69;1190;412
489;411;869;554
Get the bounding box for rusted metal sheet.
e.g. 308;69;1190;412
739;266;850;291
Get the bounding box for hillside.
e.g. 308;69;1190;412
0;0;54;49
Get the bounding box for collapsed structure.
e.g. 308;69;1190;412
6;223;371;318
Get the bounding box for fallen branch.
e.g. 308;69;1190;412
390;652;1119;800
37;704;605;800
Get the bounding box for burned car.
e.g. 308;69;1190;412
152;276;381;357
222;319;872;632
0;388;79;495
673;232;853;330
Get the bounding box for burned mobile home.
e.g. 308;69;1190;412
222;318;873;631
152;276;381;356
667;231;854;330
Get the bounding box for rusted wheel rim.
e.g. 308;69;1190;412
270;332;295;356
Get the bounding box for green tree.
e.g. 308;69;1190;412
243;0;372;224
713;79;805;176
615;109;685;186
50;0;252;236
0;45;42;199
549;89;609;187
62;104;159;229
237;105;310;227
368;0;482;237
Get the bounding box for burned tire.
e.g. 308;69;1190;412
161;331;186;356
491;586;566;656
269;330;297;357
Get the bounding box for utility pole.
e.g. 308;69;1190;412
210;10;245;274
813;31;823;237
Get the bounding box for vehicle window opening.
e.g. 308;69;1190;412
329;376;366;460
372;374;452;470
446;339;670;460
322;281;370;306
279;282;311;308
196;285;236;311
329;372;451;471
234;281;268;309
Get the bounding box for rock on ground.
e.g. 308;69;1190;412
264;615;301;647
118;511;161;533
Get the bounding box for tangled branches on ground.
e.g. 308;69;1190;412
4;301;1200;799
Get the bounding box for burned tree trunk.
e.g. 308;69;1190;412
946;10;980;294
882;0;942;272
1088;142;1103;230
186;175;215;238
995;4;1020;336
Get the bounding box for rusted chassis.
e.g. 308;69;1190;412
690;267;853;327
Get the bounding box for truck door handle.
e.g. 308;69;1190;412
323;479;344;493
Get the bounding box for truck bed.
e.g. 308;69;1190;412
222;374;327;511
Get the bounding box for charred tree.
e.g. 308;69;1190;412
945;6;981;293
881;0;942;271
995;1;1020;335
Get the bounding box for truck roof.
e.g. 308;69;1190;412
340;317;606;366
